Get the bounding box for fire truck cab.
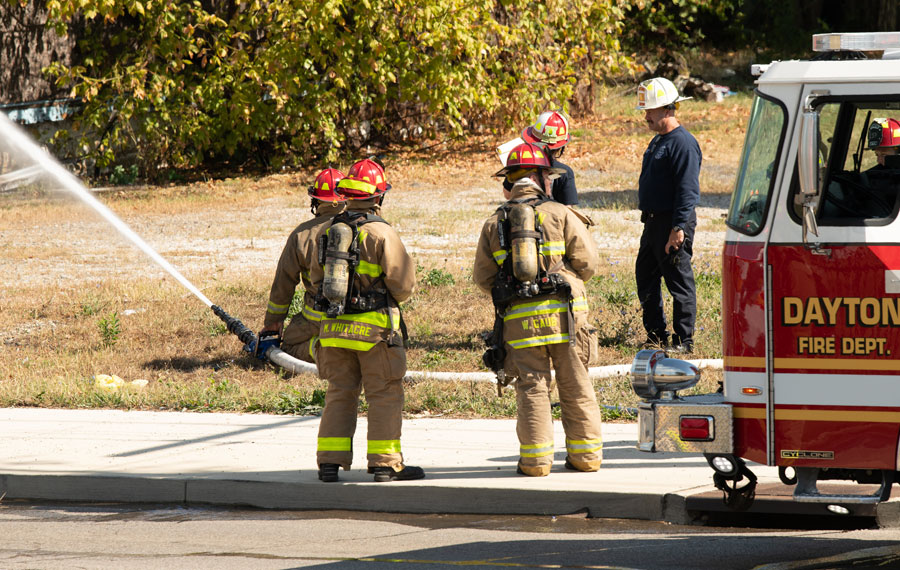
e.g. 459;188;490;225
631;32;900;511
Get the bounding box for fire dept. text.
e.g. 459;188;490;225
797;336;889;355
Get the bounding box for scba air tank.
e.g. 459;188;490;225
322;222;354;311
509;203;538;284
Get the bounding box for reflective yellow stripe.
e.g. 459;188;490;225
319;337;378;351
339;178;377;195
537;212;546;225
267;300;290;315
571;296;588;312
318;437;352;452
358;229;368;242
508;333;570;349
309;335;318;360
504;300;568;321
302;304;325;322
493;250;508;265
389;306;400;331
566;438;602;453
540;241;565;255
357;259;382;277
368;439;401;454
520;441;554;458
329;311;390;328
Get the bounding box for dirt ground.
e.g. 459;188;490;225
1;145;733;299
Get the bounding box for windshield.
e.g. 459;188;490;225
726;93;787;234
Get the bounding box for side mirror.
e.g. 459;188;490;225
798;109;820;240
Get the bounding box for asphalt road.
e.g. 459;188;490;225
1;503;899;570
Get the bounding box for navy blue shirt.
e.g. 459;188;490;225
638;125;701;228
550;160;578;205
502;159;578;205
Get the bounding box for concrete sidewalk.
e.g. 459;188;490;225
0;408;778;522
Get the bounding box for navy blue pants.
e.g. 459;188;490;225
635;211;696;346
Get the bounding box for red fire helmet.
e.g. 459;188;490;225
308;168;346;202
493;142;566;179
336;158;391;199
867;118;900;149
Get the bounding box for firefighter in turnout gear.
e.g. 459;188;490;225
474;142;603;477
260;168;346;362
310;158;425;483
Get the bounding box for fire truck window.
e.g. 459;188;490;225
818;101;900;224
726;95;785;234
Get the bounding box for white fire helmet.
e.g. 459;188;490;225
636;77;691;111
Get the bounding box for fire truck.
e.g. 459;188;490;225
631;32;900;512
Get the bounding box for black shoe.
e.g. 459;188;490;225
370;465;425;482
670;342;694;354
564;457;577;471
318;463;340;482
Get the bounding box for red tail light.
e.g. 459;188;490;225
680;416;714;441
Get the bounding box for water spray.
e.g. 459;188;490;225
0;113;214;308
0;112;317;375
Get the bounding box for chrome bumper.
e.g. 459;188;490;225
637;393;734;454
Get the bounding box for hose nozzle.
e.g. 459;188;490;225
211;304;257;346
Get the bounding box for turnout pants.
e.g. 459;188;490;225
315;343;406;470
280;315;319;363
507;341;603;475
635;211;697;346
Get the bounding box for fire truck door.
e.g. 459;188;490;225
768;97;900;471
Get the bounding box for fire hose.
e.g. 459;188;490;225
211;305;722;384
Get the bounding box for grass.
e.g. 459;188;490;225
0;90;750;417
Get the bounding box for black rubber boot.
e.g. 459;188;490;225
369;465;425;482
318;463;340;482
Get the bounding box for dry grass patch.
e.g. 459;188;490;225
0;90;751;415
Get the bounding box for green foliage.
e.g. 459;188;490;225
286;289;305;321
43;0;631;174
97;312;121;347
109;164;139;185
276;387;326;415
621;0;741;50
207;322;227;337
80;297;105;316
420;267;455;287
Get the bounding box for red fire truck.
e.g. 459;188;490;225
631;32;900;512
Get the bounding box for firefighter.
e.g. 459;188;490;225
310;157;424;483
260;168;346;362
474;141;603;477
867;117;900;168
634;77;701;353
505;110;579;205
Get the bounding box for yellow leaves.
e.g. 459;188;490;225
39;0;634;172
